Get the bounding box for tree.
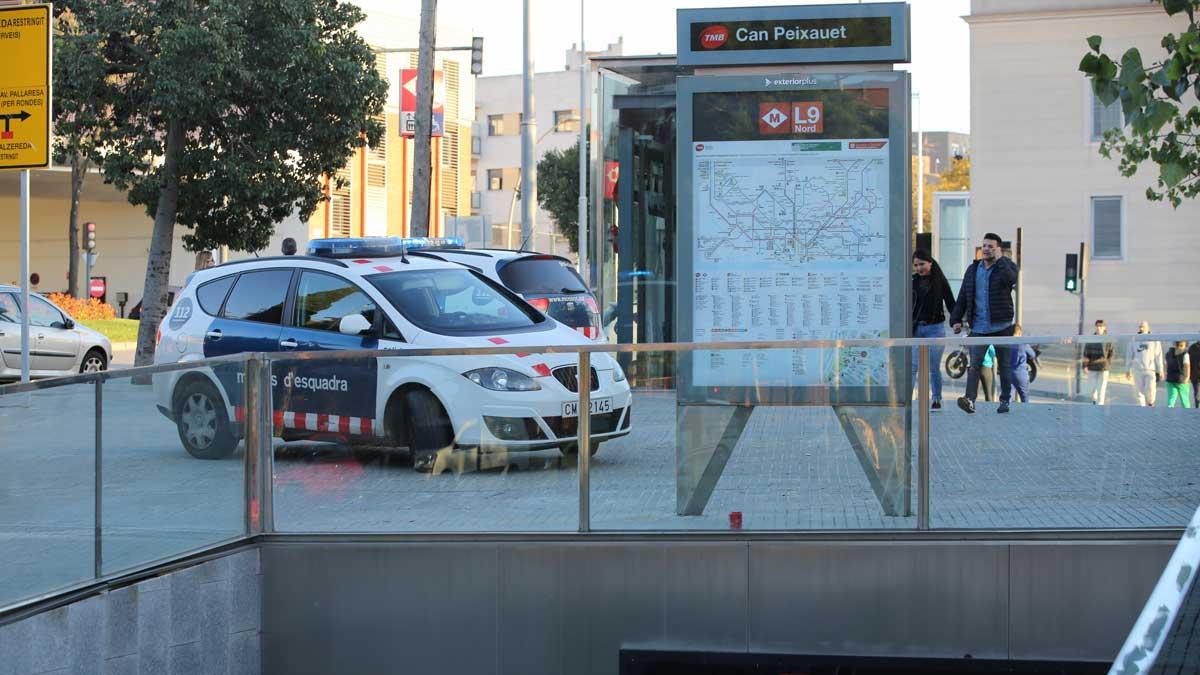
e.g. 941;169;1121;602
52;7;110;298
938;156;971;193
537;142;587;253
1080;0;1200;206
61;0;387;367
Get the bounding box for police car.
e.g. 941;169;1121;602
411;245;604;341
152;237;631;471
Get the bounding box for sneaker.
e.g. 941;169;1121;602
931;400;942;410
956;397;975;414
998;401;1010;414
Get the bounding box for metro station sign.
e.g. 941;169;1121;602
677;3;909;67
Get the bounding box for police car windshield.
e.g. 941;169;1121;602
368;268;541;335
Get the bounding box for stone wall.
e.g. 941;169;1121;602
0;548;260;675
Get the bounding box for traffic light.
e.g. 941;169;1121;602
470;37;483;75
1064;252;1078;292
84;221;96;251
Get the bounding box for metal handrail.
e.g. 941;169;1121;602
2;333;1195;396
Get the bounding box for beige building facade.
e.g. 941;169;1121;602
967;0;1200;333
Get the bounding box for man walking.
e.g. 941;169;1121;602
1126;321;1164;407
951;232;1020;414
1083;319;1115;405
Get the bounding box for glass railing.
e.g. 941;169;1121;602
0;355;256;611
3;333;1198;610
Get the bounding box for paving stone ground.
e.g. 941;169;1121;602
3;380;1200;608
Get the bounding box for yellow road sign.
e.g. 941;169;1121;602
0;3;50;170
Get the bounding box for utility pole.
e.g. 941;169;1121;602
1074;241;1088;397
520;0;537;249
1015;227;1023;328
408;0;437;237
577;0;588;282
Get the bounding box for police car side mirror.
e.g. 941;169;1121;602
339;314;372;336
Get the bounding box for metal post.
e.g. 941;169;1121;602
1074;241;1087;397
243;356;273;534
20;169;30;383
915;94;923;234
917;345;931;530
577;0;588;279
94;377;103;578
1015;227;1023;328
520;0;536;249
578;351;591;533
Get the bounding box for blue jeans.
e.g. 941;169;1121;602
912;322;946;402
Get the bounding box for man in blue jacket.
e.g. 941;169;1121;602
950;232;1020;414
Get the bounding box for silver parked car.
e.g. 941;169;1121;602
0;285;112;380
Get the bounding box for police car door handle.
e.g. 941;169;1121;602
279;338;298;349
205;329;223;341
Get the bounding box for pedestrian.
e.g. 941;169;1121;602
980;345;996;401
1009;325;1037;403
1082;319;1115;405
1164;341;1192;409
911;249;956;410
1188;339;1200;408
1126;321;1164;407
951;232;1020;414
281;237;298;256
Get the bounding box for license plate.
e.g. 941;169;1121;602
562;397;612;418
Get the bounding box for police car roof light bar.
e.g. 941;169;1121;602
307;236;466;260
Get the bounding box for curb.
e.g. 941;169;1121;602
112;342;137;350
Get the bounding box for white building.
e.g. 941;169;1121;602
966;0;1200;334
472;40;623;256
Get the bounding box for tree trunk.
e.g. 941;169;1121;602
133;119;184;370
408;0;437;237
67;157;87;298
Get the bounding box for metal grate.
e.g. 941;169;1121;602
1091;196;1122;259
551;366;600;393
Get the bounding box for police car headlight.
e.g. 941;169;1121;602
612;364;626;382
463;368;541;392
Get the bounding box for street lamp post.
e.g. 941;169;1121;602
505;115;580;249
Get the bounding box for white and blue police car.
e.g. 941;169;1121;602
152;237;631;471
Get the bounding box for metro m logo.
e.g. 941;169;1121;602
759;103;790;135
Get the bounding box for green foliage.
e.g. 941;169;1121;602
58;0;388;252
52;7;109;168
537;142;587;253
1079;0;1200;206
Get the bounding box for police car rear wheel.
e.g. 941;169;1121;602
405;389;451;473
176;380;237;460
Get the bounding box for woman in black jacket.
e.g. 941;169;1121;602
912;249;956;409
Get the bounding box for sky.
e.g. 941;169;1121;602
351;0;972;133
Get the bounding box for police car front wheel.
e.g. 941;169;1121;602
175;379;237;460
403;389;453;473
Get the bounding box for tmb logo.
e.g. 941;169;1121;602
698;25;729;49
758;103;790;135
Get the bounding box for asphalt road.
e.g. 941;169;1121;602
3;376;1200;609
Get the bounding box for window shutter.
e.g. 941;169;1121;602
1091;197;1122;259
1091;93;1122;141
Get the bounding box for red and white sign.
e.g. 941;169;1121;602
758;100;825;135
88;278;105;299
603;161;619;200
400;69;445;138
758;103;790;135
698;25;729;49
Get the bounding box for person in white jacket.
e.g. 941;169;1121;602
1126;321;1165;407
